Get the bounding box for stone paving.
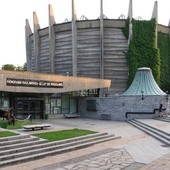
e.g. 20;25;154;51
0;118;170;170
57;149;133;170
39;148;137;170
56;149;134;170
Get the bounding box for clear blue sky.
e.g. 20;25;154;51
0;0;169;68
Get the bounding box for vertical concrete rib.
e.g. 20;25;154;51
100;0;104;79
49;4;56;74
151;1;158;47
33;12;40;72
25;19;32;71
128;0;133;45
151;1;158;20
72;0;77;76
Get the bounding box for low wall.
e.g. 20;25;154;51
78;95;168;121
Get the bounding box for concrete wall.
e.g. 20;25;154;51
78;95;168;121
26;19;170;95
54;30;72;75
27;20;128;95
157;24;170;34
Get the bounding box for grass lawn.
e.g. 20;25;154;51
0;131;17;138
0;118;37;130
33;129;97;142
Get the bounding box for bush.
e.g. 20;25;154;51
0;121;8;129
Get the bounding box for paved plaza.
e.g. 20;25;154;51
1;118;170;170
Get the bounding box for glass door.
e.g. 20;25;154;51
51;98;61;114
15;100;43;119
61;94;70;114
70;98;77;114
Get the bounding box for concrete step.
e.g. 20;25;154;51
0;133;120;167
0;135;120;167
154;117;170;122
0;136;40;146
128;120;170;146
0;134;30;142
0;132;107;154
0;133;113;159
0;138;48;151
132;119;170;137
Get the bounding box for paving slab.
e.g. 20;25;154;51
0;118;170;170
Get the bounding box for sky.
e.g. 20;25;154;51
0;0;169;68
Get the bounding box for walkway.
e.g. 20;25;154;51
1;118;170;170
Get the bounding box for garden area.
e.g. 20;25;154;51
0;118;35;129
0;118;96;142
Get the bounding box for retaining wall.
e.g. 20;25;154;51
78;95;168;121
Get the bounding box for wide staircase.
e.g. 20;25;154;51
154;115;170;122
128;119;170;146
0;132;120;167
104;28;129;95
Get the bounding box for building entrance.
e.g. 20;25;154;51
15;99;43;119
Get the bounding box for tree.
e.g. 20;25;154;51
1;63;26;71
23;63;27;71
15;66;23;71
1;64;16;71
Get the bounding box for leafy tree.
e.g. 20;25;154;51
1;64;16;71
15;66;23;71
23;63;27;71
1;63;26;71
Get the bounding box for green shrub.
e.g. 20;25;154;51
0;121;8;129
0;118;36;129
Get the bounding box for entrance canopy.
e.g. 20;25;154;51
0;70;111;93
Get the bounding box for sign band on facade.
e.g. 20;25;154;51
6;78;63;88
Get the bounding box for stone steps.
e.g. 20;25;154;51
0;132;120;167
0;135;41;146
128;119;170;146
0;139;48;151
154;116;170;122
0;134;30;142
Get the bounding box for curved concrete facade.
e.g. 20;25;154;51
26;19;129;95
25;0;170;96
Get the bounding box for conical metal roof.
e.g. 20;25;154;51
123;67;166;95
